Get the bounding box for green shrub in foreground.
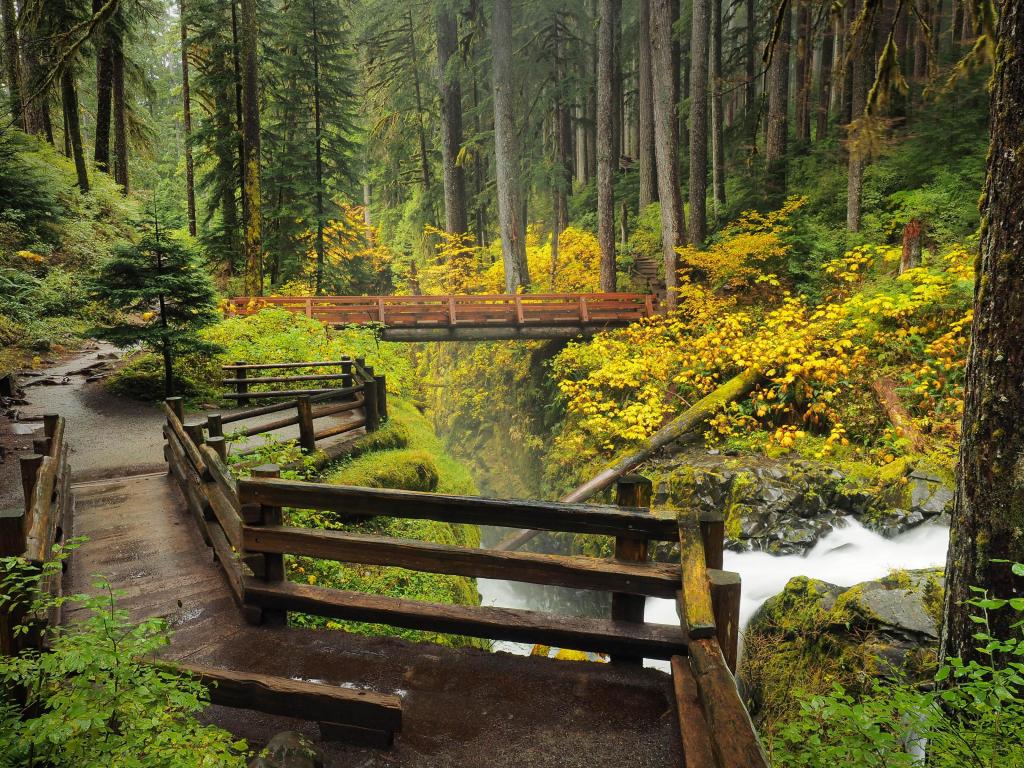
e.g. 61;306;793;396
0;544;248;767
773;564;1024;767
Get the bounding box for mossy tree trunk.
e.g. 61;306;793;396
940;0;1024;666
240;0;263;296
60;68;89;193
596;0;617;292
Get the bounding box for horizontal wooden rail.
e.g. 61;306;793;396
237;478;678;540
242;525;681;597
244;578;689;659
224;293;656;332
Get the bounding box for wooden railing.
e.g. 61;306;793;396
223;293;656;329
0;415;71;653
162;403;767;762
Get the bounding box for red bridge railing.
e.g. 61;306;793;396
224;293;656;329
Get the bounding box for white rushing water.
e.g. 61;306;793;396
479;516;950;665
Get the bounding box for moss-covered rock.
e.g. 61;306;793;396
328;448;439;492
645;450;953;555
740;568;943;737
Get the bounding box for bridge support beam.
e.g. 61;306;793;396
379;325;620;342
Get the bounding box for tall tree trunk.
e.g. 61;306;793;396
914;0;931;80
111;33;128;193
1;0;23;130
597;0;618;291
940;0;1024;666
816;14;834;140
552;13;572;281
688;0;709;245
650;0;684;308
846;3;869;233
239;0;263;295
60;69;89;193
230;0;248;241
313;0;326;294
93;0;112;172
794;0;811;144
637;0;657;209
180;0;197;237
491;0;529;291
710;0;726;224
610;0;622;169
407;10;434;224
744;0;756;136
437;6;467;235
765;1;791;203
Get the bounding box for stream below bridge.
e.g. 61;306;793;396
3;344;951;672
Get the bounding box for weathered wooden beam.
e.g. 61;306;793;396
237;478;677;540
222;360;350;371
242;525;681;597
296;396;316;452
222;372;352;385
23;456;57;563
162;401;207;478
709;569;742;673
244;578;689;659
670;655;716;767
688;638;770;767
18;453;43;516
678;515;716;640
251;464;284;626
611;475;653;665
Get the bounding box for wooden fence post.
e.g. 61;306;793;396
340;357;353;389
699;511;725;570
206;414;224;439
252;464;285;626
611;474;653;665
234;361;248;398
183;422;205;451
166;396;185;423
363;379;380;433
19;454;43;516
206;436;228;462
42;414;59;438
709;570;742;673
374;375;388;422
296;396;316;452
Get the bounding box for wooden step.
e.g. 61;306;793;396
244;578;689;659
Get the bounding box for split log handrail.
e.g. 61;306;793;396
1;414;72;654
223;293;656;330
162;399;767;762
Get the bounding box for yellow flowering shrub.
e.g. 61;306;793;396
551;228;974;477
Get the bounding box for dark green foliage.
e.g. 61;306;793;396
90;233;219;396
0;545;248;766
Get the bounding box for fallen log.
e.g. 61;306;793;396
496;366;763;551
871;375;927;452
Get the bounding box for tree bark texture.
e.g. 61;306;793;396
491;0;529;291
437;6;468;236
650;0;684;308
941;0;1024;665
816;15;834;140
794;0;811;144
597;0;618;292
112;32;129;193
846;2;869;233
765;1;791;202
688;0;709;246
60;69;89;193
710;0;725;220
1;0;23;130
180;0;197;237
240;0;263;295
637;0;657;209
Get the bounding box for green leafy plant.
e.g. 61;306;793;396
91;232;220;398
0;544;248;767
773;564;1024;767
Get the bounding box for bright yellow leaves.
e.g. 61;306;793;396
552;230;975;473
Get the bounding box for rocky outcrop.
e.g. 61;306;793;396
739;569;943;727
648;452;953;554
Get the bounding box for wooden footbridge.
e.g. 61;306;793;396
223;292;657;341
1;376;769;766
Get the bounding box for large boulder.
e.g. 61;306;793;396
738;569;943;729
647;452;954;554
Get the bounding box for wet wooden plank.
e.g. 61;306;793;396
243;525;681;597
670;655;715;768
244;578;689;659
237;479;676;540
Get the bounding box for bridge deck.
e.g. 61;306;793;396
67;472;683;766
225;293;657;341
